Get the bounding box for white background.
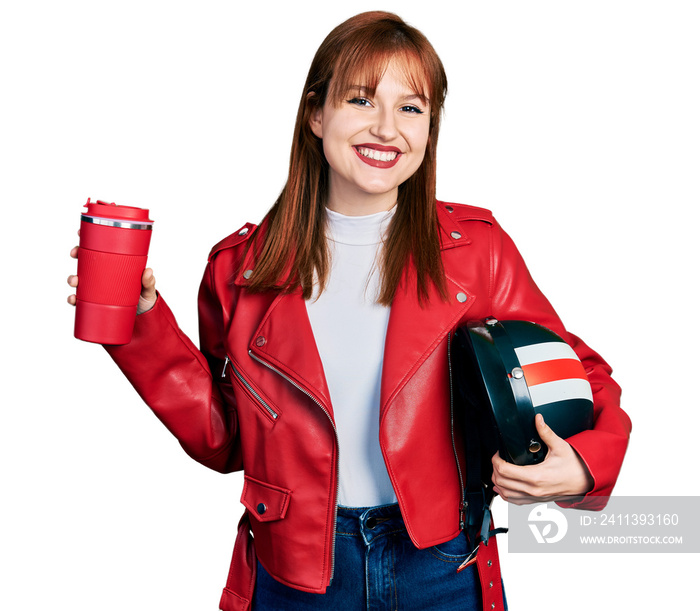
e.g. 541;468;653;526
2;0;698;608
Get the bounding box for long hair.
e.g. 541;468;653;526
246;11;448;306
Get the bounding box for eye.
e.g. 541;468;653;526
400;105;425;114
347;97;372;107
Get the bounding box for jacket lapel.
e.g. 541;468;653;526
380;265;474;416
380;205;478;416
248;289;334;417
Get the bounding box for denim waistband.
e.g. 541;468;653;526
336;503;405;546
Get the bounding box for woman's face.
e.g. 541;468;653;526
309;59;431;215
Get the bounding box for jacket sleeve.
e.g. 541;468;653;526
104;258;242;473
489;220;631;506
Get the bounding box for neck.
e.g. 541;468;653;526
325;184;398;217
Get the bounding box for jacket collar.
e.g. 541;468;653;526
437;201;475;250
235;202;473;287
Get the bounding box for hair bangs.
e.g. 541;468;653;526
327;46;433;109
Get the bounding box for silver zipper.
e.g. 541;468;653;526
248;349;339;583
447;333;467;530
222;356;230;378
224;355;279;420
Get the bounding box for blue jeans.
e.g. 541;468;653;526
253;503;484;610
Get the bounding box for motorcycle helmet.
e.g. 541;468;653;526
452;319;594;466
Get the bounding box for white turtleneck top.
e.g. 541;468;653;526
305;207;398;507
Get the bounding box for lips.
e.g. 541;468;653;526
353;143;402;168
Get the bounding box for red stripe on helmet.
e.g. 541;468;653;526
521;359;588;387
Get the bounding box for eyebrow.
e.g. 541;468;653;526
403;93;430;105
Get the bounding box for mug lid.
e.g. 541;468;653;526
83;198;153;223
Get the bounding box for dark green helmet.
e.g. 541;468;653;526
452;319;594;466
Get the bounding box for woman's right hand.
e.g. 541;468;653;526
67;240;158;314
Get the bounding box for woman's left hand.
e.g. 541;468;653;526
491;414;594;505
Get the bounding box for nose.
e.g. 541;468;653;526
369;107;398;141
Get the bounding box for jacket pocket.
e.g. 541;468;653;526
226;356;280;422
241;475;292;523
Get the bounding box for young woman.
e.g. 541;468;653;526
67;11;631;611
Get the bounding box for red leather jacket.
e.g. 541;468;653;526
106;201;631;611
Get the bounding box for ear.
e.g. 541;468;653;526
309;106;323;139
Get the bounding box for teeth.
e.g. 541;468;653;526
358;147;398;162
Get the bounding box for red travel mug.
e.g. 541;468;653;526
74;198;154;345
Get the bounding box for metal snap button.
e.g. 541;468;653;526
366;516;378;529
511;367;524;379
445;205;454;213
529;440;542;453
238;227;249;236
257;503;267;515
255;336;266;347
456;292;467;303
487;559;492;567
243;269;253;279
450;231;462;239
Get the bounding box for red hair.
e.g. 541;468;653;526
246;11;448;305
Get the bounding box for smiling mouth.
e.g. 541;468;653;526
357;147;398;162
353;145;402;168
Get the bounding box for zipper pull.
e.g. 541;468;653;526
221;356;230;378
459;500;468;531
